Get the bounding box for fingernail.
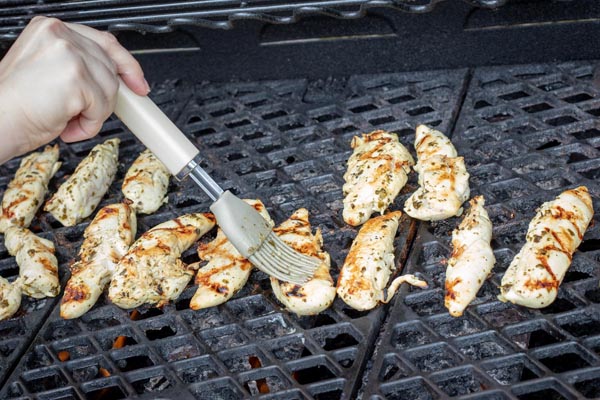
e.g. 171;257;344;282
144;78;151;94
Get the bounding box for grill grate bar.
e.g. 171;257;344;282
0;0;507;40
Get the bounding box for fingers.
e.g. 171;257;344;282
66;22;149;95
61;56;118;142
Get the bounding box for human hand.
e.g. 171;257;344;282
0;16;149;164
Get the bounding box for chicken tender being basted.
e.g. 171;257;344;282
189;200;272;310
271;208;336;316
0;277;21;320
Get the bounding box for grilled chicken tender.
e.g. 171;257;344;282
0;144;61;233
189;200;272;310
499;186;593;308
4;227;59;298
0;278;21;320
404;125;470;221
61;203;136;319
108;213;215;309
122;149;170;214
44;139;119;226
445;196;495;317
270;208;336;315
343;130;414;226
337;211;427;311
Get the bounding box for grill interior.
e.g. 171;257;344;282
363;61;600;400
0;7;599;396
0;69;467;399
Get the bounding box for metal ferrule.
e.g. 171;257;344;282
179;157;224;201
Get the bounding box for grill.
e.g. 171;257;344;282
1;2;600;400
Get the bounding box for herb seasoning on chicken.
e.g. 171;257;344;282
337;211;427;311
0;277;21;320
108;213;215;309
44;138;119;226
0;144;61;233
404;125;470;221
445;196;495;317
61;203;136;319
122;149;170;214
499;186;593;308
271;208;336;315
189;200;272;310
343;130;414;226
4;227;59;298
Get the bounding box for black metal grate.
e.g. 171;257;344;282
0;80;184;390
0;0;507;41
363;61;600;399
0;70;467;398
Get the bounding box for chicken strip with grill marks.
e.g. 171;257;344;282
0;277;21;320
445;196;495;317
270;208;336;315
337;211;427;311
109;213;215;309
404;125;470;221
343;130;414;226
189;200;272;310
61;203;136;319
499;186;593;308
122;149;170;214
0;144;61;233
44;138;119;226
4;227;59;298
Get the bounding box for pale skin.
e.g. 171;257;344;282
0;16;149;165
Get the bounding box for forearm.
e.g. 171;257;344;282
0;91;31;165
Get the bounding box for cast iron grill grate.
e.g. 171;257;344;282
0;70;467;398
363;61;600;399
0;0;507;41
0;80;184;389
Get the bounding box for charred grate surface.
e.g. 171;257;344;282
0;0;506;41
0;70;467;398
0;80;185;389
363;61;600;399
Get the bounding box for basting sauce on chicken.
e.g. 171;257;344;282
270;208;336;315
499;186;593;308
60;203;136;319
343;130;414;226
445;196;495;317
404;125;470;221
44;138;119;226
4;227;59;298
189;200;272;310
0;144;61;233
337;211;427;311
122;149;170;214
108;213;215;309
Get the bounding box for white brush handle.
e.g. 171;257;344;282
114;78;199;177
